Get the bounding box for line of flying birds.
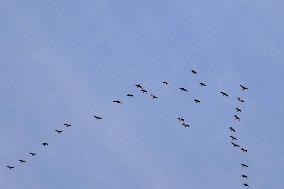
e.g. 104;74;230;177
6;123;71;170
6;69;250;188
213;80;250;187
220;81;250;187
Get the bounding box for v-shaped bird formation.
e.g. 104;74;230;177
5;69;250;188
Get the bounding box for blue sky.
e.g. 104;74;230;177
0;0;283;188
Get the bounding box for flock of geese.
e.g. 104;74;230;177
224;84;250;187
6;123;72;169
5;69;250;187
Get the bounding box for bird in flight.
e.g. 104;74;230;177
231;142;240;148
94;116;103;120
240;85;248;91
220;91;229;97
243;183;249;187
194;99;201;103
19;160;26;163
242;175;248;179
150;94;157;99
29;152;36;156
229;127;236;132
113;100;122;104
200;82;206;87
234;115;240;121
241;163;248;168
64;123;71;127
237;97;245;103
42;142;48;146
163;81;168;85
191;70;197;74
179;87;188;92
241;148;248;152
127;94;134;97
135;84;143;89
141;89;147;94
7;166;14;170
236;107;242;112
55;130;63;134
177;117;185;122
230;136;237;140
182;123;189;127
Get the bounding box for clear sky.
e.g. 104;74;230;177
0;0;283;188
